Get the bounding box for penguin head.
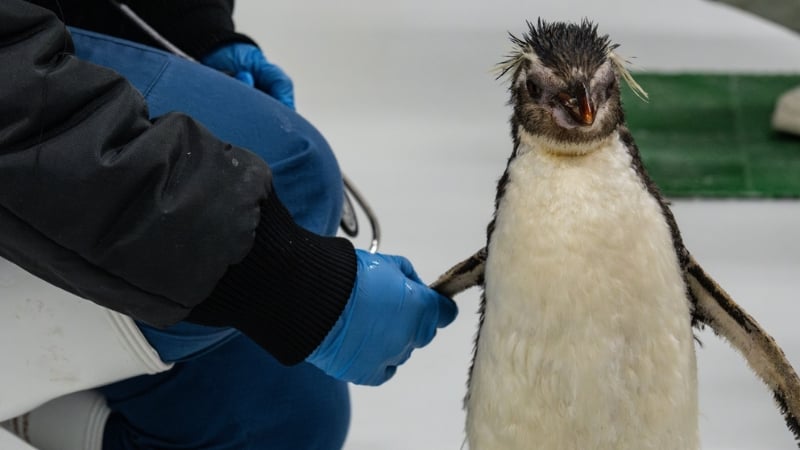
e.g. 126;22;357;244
498;19;647;153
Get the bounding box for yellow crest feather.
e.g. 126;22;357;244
492;34;530;81
608;51;649;102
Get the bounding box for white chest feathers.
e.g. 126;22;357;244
466;132;699;450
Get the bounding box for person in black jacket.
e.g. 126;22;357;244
0;1;457;448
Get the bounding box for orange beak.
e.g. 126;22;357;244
557;84;595;126
577;87;594;126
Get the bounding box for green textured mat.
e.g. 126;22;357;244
622;74;800;198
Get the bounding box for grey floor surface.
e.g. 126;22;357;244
241;1;800;449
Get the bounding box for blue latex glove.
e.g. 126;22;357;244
201;43;295;110
307;250;458;386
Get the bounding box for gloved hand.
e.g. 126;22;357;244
306;250;458;386
201;43;295;109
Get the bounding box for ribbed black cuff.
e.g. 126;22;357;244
187;191;357;365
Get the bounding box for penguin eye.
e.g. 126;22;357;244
526;79;541;99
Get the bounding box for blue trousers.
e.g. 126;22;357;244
69;29;350;449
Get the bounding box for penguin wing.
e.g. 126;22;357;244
430;247;487;298
686;254;800;445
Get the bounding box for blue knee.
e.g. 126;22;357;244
69;28;344;237
266;124;344;236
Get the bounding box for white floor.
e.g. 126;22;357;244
233;2;800;449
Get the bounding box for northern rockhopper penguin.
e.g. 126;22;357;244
432;19;800;450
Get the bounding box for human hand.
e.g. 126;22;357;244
201;43;295;109
306;250;458;386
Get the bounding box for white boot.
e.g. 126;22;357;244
1;390;109;450
0;428;36;450
0;256;172;422
772;85;800;136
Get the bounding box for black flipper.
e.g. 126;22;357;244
687;255;800;447
431;248;487;298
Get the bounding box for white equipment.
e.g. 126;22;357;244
0;256;171;448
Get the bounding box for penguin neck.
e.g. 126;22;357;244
516;126;618;158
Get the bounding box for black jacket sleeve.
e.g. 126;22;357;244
32;0;255;59
0;0;356;365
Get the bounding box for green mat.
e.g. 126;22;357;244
621;74;800;198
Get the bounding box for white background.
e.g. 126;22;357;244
234;2;800;448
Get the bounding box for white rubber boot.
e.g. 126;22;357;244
772;85;800;136
1;390;109;450
0;428;36;450
0;256;172;422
